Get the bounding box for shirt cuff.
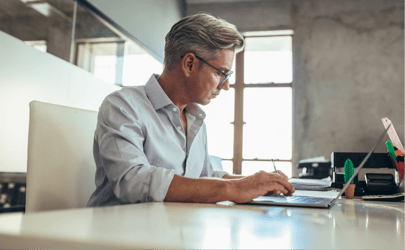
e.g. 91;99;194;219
149;167;175;202
212;170;229;178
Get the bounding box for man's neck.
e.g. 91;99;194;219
157;69;190;113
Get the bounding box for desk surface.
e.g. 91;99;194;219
0;197;403;249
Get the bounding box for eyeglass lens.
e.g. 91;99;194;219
221;72;232;85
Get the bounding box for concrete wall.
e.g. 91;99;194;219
0;31;120;173
87;0;186;62
187;0;404;176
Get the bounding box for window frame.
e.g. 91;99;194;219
226;32;294;175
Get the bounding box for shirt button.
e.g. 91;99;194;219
177;126;182;130
199;114;203;117
173;108;177;112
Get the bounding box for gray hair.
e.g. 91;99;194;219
164;13;244;71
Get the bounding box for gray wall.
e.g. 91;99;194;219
188;0;404;176
87;0;186;62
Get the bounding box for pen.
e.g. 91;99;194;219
271;159;278;173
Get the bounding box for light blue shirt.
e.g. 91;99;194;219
87;74;228;206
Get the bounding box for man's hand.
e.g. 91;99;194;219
229;170;295;203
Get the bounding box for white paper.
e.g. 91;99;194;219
289;177;332;186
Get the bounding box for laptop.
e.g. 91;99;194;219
247;125;391;208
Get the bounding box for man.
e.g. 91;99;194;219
87;13;295;207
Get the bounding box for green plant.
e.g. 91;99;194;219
344;159;354;184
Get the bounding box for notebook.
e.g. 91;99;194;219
247;125;391;208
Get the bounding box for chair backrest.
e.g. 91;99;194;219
26;101;98;213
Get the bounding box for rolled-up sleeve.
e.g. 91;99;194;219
212;169;229;178
96;96;174;203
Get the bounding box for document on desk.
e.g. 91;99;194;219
289;177;332;191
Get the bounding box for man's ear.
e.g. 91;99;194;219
181;53;198;77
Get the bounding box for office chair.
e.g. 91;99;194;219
26;101;98;213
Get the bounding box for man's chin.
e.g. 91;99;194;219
196;98;211;106
202;100;211;106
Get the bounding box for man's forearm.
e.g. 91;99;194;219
164;175;234;203
164;171;295;204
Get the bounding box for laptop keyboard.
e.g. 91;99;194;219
254;195;330;204
287;196;329;204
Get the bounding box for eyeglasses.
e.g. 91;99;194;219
194;54;233;85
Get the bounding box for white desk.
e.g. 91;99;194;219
0;198;403;249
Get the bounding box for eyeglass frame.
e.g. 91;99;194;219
192;54;233;85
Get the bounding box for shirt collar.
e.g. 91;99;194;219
144;74;206;120
144;74;173;111
185;103;206;120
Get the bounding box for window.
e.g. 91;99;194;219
0;0;162;85
121;43;163;86
76;42;119;84
204;30;293;177
75;40;162;86
72;2;162;86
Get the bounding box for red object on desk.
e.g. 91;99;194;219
395;148;404;185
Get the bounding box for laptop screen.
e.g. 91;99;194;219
335;124;390;198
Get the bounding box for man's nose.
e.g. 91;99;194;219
218;80;230;90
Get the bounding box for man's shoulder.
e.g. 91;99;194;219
104;86;151;107
107;86;146;101
99;85;155;117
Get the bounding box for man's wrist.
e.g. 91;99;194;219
224;179;237;202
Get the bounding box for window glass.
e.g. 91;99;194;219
244;36;292;84
76;41;162;86
76;43;116;84
243;88;292;160
202;88;235;159
0;1;162;86
221;160;233;174
74;2;162;86
122;42;163;86
242;161;292;178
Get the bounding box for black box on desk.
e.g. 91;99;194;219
331;152;397;194
0;172;26;213
297;161;332;179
